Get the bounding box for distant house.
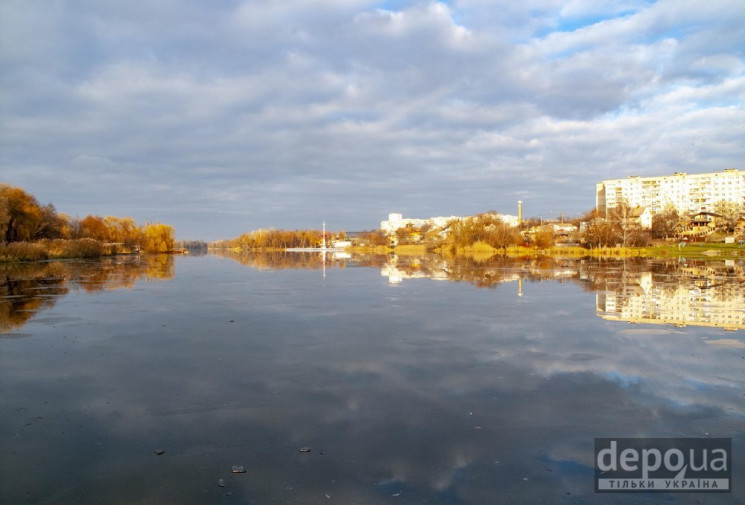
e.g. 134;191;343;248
629;206;653;230
380;213;461;235
552;223;577;234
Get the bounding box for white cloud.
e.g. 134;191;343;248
0;0;742;238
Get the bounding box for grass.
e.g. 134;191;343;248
637;242;744;259
347;245;392;254
0;239;103;262
392;244;429;255
445;242;745;260
0;242;49;261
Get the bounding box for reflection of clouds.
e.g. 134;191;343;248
705;338;745;349
1;256;744;503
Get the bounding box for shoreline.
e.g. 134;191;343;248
209;242;745;261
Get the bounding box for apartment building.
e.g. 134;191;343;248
596;169;744;216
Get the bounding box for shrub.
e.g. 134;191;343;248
60;238;102;259
0;242;49;261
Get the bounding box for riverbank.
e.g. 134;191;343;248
0;239;185;262
350;242;745;260
0;239;105;262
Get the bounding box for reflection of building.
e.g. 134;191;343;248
597;272;745;330
596;168;744;216
380;256;520;286
380;257;451;284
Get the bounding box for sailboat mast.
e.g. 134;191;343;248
322;221;326;249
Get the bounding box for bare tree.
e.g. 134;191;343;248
608;200;635;246
713;201;743;233
651;205;681;239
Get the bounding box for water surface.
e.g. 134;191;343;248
1;253;743;504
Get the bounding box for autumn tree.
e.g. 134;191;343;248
0;184;44;243
79;215;110;241
582;218;616;248
142;224;175;253
395;223;421;245
482;219;520;252
33;204;67;240
361;230;388;247
532;227;555;249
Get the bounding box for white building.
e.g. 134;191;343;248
380;213;461;235
596;169;744;216
381;212;520;236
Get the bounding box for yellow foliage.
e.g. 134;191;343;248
142;224;175;253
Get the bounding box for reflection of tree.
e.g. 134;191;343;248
0;262;68;332
144;254;175;280
0;256;175;333
211;251;745;318
211;249;388;271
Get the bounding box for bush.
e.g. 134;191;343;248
471;241;497;253
0;242;49;261
0;239;103;261
60;239;102;259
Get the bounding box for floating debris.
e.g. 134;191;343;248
154;450;166;456
299;447;312;453
218;479;226;488
231;465;246;473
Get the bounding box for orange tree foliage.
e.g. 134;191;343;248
0;184;67;243
1;184;176;252
228;228;322;249
142;224;175;253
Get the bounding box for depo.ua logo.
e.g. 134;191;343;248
595;438;731;493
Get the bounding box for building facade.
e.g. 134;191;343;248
380;212;520;235
596;169;744;216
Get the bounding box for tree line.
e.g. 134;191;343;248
389;200;744;252
213;228;327;250
1;183;175;255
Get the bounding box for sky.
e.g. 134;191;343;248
1;0;743;240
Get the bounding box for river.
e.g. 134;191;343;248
1;252;743;504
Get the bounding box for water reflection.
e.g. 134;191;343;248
217;250;745;331
0;255;174;333
211;248;391;271
1;252;743;504
595;263;745;330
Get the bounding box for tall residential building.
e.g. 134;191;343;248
596;168;744;216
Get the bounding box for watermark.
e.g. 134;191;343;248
595;438;731;493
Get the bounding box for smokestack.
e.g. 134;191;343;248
518;200;523;224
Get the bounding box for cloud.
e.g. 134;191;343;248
1;0;743;239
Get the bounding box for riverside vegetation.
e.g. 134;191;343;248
214;206;745;260
0;183;175;261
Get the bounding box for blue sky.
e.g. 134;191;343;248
1;0;743;240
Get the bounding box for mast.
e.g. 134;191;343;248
322;221;326;250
